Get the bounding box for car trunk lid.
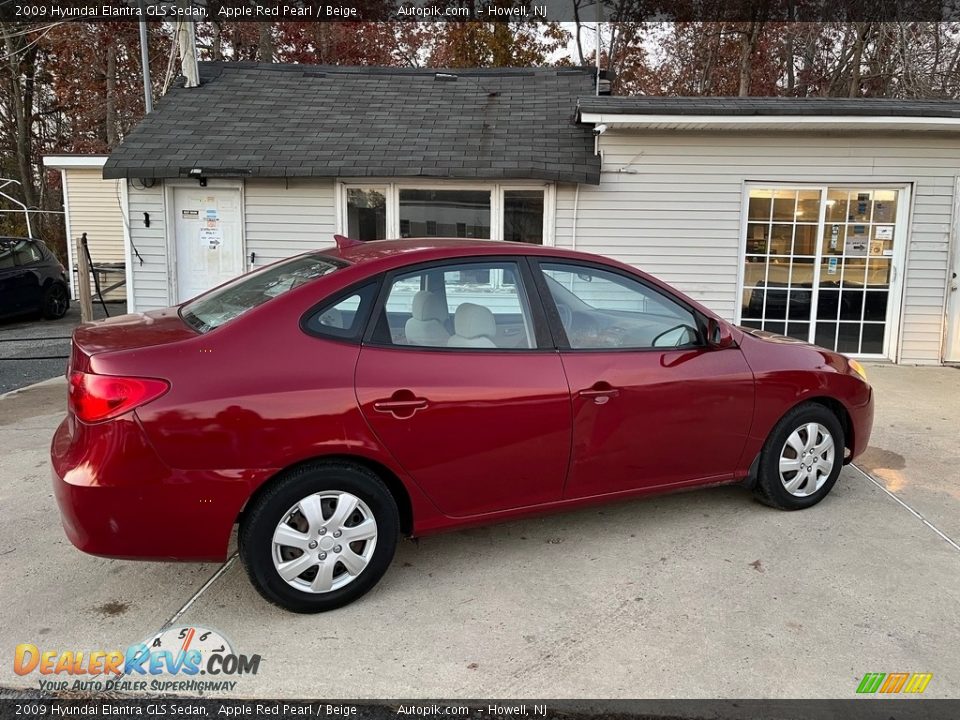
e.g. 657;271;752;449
70;308;196;373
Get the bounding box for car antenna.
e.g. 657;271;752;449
333;234;363;250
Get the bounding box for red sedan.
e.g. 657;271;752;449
52;238;873;613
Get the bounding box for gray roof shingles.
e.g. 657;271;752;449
104;63;601;184
577;96;960;118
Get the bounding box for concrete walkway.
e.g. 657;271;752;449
0;365;957;698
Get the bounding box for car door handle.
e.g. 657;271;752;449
579;383;620;405
372;394;429;418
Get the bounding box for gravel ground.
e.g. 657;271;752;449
0;303;113;394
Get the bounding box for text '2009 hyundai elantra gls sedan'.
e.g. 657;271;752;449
52;237;872;612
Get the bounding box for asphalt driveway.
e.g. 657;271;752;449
0;365;957;698
0;304;111;393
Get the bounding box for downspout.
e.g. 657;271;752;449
571;184;580;251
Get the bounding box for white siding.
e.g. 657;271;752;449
127;180;170;311
556;131;958;364
62;169;126;302
244;178;336;266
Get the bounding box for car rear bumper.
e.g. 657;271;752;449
51;414;266;561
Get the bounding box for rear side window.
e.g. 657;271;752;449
14;242;43;265
303;282;379;342
181;254;343;333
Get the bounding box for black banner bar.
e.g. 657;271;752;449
3;0;960;23
2;699;960;720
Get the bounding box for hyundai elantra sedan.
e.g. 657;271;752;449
52;237;873;612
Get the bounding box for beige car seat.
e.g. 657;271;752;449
404;291;451;346
447;303;498;348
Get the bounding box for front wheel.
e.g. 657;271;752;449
753;402;845;510
239;462;399;613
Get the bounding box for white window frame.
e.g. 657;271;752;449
735;181;911;361
335;179;555;246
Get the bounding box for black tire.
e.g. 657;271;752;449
239;462;399;613
41;282;69;319
753;402;845;510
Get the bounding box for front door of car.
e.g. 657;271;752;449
355;258;572;517
533;260;755;499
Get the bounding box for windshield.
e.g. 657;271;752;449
180;254;343;333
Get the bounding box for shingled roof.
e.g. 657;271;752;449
577;96;960;118
103;63;600;184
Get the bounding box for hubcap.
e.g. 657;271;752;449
271;491;378;594
778;422;836;497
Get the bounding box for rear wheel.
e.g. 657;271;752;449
41;282;69;319
239;462;398;613
753;402;845;510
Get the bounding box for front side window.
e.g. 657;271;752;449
374;261;536;350
540;263;700;350
181;254;342;333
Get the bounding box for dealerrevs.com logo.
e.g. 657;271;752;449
14;626;261;694
856;672;933;694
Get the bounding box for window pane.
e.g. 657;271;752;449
861;324;885;354
815;322;838;350
837;322;861;353
398;189;491;239
863;292;888;322
873;190;897;223
770;224;793;255
503;190;544;244
304;283;379;340
346;188;386;241
381;262;534;349
741;288;764;319
182;254;341;333
13;241;42;264
825;189;849;222
772;189;797;221
849;191;872;222
748;190;772;221
793;225;817;255
797;190;821;220
541;263;699;350
745;223;770;254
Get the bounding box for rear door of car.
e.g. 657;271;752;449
0;240;25;314
12;241;45;311
530;258;755;500
354;256;572;517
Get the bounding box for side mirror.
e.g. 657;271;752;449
706;318;734;349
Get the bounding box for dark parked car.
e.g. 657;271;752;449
0;237;70;320
52;237;872;613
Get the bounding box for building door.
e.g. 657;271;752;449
740;185;907;359
172;187;243;303
946;207;960;362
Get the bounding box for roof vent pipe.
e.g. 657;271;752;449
177;5;199;88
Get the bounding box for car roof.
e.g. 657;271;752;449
322;237;605;269
0;236;41;245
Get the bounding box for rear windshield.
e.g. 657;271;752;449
180;254;343;333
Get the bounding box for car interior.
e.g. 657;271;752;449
542;271;701;349
382;265;536;349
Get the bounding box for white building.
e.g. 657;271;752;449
103;63;960;364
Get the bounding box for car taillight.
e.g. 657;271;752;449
68;371;169;423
